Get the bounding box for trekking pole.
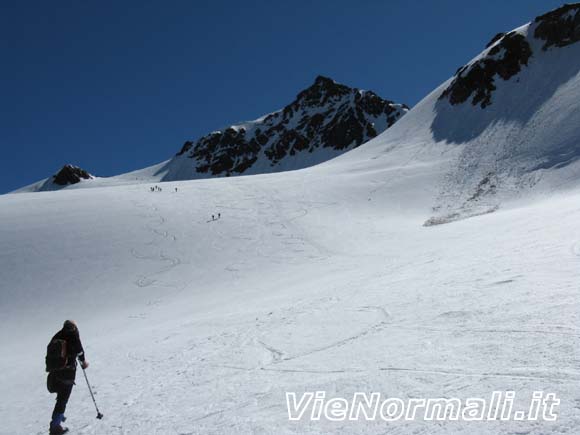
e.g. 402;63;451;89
80;363;104;419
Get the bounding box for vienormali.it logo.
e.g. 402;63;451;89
286;391;560;422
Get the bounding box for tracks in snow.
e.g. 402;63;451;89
129;200;182;290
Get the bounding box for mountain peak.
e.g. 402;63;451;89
313;75;335;86
165;77;409;179
52;164;93;186
294;75;352;107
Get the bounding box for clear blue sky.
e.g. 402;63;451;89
0;0;563;193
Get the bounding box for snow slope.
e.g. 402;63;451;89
1;5;580;435
1;165;579;435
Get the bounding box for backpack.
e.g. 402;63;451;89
45;338;68;372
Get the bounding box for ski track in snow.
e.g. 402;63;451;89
129;199;183;290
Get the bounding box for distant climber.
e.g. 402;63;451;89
46;320;89;435
218;213;221;219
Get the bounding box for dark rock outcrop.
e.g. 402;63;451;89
439;3;579;109
534;3;580;50
52;165;93;186
440;32;532;108
176;76;408;177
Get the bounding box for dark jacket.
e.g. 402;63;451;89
50;327;86;383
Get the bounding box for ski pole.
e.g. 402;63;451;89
80;363;104;419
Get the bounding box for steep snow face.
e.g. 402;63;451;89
430;4;580;222
158;75;408;180
321;3;580;224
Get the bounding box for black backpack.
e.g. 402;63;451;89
46;339;68;372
